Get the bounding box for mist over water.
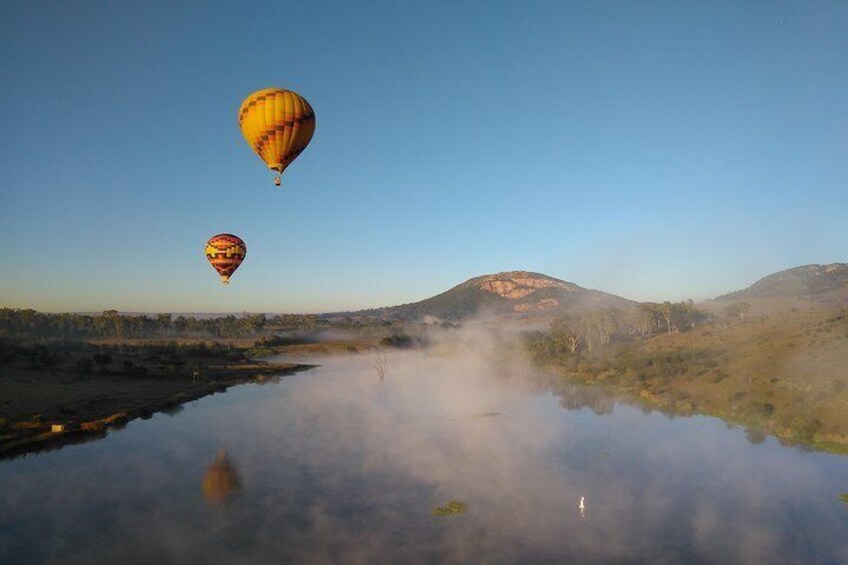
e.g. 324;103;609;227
1;328;847;564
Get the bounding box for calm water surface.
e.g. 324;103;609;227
1;349;847;564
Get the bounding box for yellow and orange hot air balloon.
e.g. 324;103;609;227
205;233;246;285
238;87;316;187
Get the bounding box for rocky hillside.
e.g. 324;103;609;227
715;263;848;303
353;271;633;321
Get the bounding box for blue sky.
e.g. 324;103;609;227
1;1;846;313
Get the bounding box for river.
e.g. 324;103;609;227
1;347;847;564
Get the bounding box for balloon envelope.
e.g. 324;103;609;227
238;87;316;185
205;233;246;284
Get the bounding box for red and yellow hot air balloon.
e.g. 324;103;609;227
238;87;316;187
205;234;246;285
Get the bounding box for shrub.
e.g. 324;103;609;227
245;346;274;359
795;418;822;443
380;334;415;348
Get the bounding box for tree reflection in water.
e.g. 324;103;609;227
555;384;616;415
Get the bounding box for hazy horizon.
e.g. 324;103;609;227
3;261;845;316
2;1;846;313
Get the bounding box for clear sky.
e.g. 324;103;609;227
1;1;846;313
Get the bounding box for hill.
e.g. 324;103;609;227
714;263;848;303
348;271;634;321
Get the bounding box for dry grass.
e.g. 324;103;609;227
87;336;258;347
265;340;378;357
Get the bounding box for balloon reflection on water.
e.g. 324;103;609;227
202;448;242;505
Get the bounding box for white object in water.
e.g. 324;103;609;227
578;496;586;518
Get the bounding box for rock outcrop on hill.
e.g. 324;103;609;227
351;271;633;321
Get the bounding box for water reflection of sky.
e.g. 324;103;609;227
1;350;847;564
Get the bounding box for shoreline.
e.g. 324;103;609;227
0;362;316;461
528;306;848;457
543;366;848;456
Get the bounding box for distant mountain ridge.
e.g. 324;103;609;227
715;263;848;302
347;271;634;321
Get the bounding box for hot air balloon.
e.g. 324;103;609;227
205;233;246;285
238;87;316;187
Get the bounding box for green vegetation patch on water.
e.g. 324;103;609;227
432;500;468;516
839;493;848;505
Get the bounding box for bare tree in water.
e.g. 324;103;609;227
373;351;387;381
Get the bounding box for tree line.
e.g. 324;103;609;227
526;301;710;361
0;308;319;340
